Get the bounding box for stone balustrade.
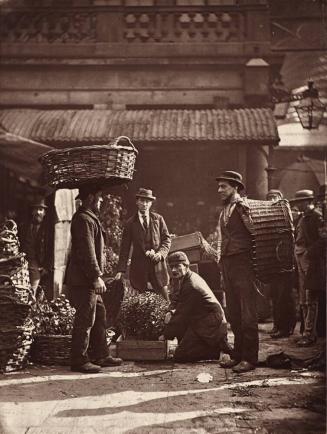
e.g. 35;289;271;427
0;8;243;44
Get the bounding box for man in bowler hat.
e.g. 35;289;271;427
65;183;122;373
162;251;228;362
115;188;171;301
216;170;258;373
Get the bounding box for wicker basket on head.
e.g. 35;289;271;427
39;136;138;189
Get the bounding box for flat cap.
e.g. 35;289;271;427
167;251;190;265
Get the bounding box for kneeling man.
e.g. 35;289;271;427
163;251;228;362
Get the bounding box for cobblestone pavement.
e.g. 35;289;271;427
0;322;325;434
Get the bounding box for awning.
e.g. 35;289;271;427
0;108;279;145
0;127;53;185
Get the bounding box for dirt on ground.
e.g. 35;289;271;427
0;322;325;434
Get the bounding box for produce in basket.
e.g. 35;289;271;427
31;294;75;336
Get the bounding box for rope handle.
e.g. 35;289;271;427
110;136;138;154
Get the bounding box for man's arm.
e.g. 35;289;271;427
72;216;103;281
157;215;171;259
116;221;133;273
164;286;198;340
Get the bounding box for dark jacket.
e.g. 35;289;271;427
65;207;106;287
164;270;227;343
22;219;48;269
117;211;171;290
298;207;326;292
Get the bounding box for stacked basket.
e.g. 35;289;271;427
0;220;34;372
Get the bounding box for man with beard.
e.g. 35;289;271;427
216;171;258;373
23;198;49;294
65;183;122;373
161;251;228;362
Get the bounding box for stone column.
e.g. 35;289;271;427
246;144;269;199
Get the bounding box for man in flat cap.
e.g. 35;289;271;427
291;189;324;347
161;251;228;362
65;183;122;373
265;189;296;339
22;198;49;295
115;188;171;301
216;170;258;373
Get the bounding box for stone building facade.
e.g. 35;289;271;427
0;0;284;235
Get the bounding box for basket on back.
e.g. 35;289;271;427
247;199;294;284
39;136;138;189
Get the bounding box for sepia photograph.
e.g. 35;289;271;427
0;0;326;432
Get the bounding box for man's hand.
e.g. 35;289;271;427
94;276;107;294
152;252;162;263
164;311;172;324
114;272;123;281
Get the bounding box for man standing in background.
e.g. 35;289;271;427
266;189;296;339
291;189;324;347
23;198;49;295
115;188;171;302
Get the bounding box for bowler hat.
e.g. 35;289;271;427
290;189;314;203
168;251;190;266
76;183;102;200
31;198;47;209
215;171;244;190
135;188;156;201
266;189;283;199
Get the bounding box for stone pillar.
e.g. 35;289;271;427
246;144;269;199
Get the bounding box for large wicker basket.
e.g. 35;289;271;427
39;136;138;189
30;335;72;366
247;198;294;283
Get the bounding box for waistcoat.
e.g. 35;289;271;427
221;207;252;256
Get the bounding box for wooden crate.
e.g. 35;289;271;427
116;340;176;361
170;232;203;263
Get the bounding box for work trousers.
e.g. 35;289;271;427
174;313;226;362
270;273;296;334
221;252;259;365
69;286;109;367
295;252;319;340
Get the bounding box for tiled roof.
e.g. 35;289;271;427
0;108;279;144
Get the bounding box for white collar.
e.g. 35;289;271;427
138;211;149;221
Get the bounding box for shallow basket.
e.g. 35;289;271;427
39;136;138;189
30;335;72;366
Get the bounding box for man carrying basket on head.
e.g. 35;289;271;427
115;188;171;302
65;183;122;373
